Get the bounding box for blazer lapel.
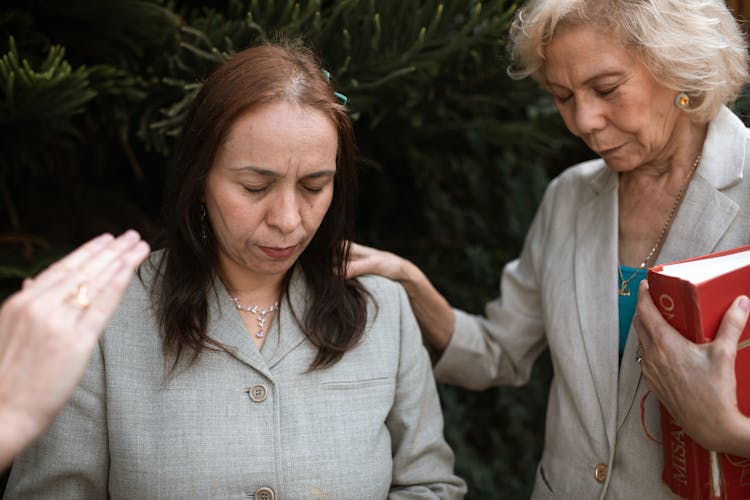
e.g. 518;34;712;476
575;166;620;445
264;267;308;369
657;107;747;264
658;107;745;264
205;267;310;374
206;279;275;378
658;176;739;264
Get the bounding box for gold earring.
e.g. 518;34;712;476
674;92;690;109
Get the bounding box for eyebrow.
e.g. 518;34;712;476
547;70;624;90
231;165;336;179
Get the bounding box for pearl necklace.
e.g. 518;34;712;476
231;297;279;338
618;153;702;296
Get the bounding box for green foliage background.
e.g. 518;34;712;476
0;0;594;497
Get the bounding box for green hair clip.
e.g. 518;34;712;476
321;69;348;106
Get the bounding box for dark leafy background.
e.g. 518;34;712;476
2;1;748;497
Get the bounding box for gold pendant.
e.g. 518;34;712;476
619;284;630;297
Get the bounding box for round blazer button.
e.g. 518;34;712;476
594;463;608;483
248;384;268;402
255;486;275;500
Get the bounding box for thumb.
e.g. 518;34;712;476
714;295;750;347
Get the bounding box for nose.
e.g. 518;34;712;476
265;189;302;234
571;96;606;137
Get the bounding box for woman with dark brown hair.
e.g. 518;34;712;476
4;40;465;499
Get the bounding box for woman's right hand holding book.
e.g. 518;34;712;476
634;280;750;457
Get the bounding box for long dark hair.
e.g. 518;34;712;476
154;39;369;370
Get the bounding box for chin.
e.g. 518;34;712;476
603;156;638;173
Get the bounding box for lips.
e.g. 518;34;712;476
597;143;625;156
258;245;298;259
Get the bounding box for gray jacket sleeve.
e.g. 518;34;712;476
386;282;467;499
4;343;109;499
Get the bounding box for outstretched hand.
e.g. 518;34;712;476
0;231;149;467
634;280;750;456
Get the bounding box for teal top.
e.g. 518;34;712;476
618;265;647;360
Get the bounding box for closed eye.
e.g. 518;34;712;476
596;85;619;98
300;173;334;193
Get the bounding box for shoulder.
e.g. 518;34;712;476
103;250;162;336
701;106;750;189
550;158;610;194
353;274;411;312
534;158;612;218
351;275;413;329
121;251;161;305
98;251;167;380
355;274;406;298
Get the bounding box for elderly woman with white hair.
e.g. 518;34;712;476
347;0;750;497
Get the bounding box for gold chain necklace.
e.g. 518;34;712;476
618;153;702;296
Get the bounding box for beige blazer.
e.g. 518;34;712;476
5;265;466;499
434;106;750;499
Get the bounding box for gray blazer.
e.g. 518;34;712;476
5;265;466;499
434;106;750;499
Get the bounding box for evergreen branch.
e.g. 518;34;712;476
398;26;427;63
352;66;417;90
275;1;322;37
245;10;267;40
370;13;382;52
0;36;95;119
425;3;445;37
178;41;226;65
0;265;29;280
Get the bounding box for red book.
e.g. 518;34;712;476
647;245;750;499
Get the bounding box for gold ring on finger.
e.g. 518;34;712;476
67;282;91;310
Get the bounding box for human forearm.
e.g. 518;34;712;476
397;259;455;353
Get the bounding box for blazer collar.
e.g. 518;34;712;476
698;105;746;190
206;266;309;376
655;105;744;264
263;266;309;368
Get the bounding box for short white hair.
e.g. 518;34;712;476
508;0;750;122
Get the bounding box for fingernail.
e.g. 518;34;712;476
119;229;139;241
739;296;749;313
135;241;150;256
94;233;114;244
90;233;114;249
